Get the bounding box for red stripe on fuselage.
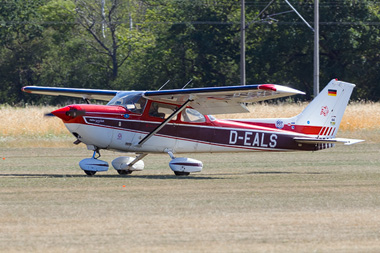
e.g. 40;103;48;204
232;121;323;135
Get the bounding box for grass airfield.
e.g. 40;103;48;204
1;143;380;252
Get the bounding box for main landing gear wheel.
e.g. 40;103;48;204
84;170;96;176
117;170;133;175
174;171;190;176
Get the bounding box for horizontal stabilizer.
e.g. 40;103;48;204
294;137;364;146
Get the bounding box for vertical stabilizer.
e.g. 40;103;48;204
295;79;355;137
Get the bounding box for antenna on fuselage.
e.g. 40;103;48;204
158;80;171;91
182;79;193;89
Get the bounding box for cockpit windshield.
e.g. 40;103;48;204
107;91;146;114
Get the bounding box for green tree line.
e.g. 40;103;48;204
1;0;379;105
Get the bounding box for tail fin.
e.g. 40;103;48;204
294;79;355;138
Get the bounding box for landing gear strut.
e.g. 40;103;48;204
92;148;101;159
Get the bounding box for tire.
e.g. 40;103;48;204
174;171;190;176
117;170;132;175
84;170;96;176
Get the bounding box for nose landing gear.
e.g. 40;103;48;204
79;148;109;176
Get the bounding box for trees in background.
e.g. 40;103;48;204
0;0;46;103
1;0;379;104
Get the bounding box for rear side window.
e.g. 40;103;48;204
181;108;205;123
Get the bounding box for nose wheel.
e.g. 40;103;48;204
83;149;101;176
79;148;109;176
84;170;97;176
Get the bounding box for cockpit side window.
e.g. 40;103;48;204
149;102;178;119
130;97;147;114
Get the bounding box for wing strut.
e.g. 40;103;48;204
136;98;193;147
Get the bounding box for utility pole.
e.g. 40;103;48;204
242;0;319;93
285;0;319;95
313;0;319;96
240;0;246;86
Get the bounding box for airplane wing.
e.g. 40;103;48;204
22;83;304;115
144;84;305;114
22;86;119;101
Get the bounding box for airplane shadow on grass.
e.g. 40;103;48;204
247;171;329;175
206;171;329;176
0;173;222;180
0;170;329;180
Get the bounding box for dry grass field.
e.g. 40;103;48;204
1;144;380;252
1;102;379;146
0;104;380;252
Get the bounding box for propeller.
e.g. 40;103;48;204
44;112;55;117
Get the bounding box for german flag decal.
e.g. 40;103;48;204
328;89;337;96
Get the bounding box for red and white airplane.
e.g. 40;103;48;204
22;79;363;176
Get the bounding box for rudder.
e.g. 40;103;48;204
294;79;355;138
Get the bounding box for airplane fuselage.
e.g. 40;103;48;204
54;103;326;155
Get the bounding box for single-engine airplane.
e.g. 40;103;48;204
22;79;363;176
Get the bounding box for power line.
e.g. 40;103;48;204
2;20;380;26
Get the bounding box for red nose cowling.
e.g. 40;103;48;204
51;106;85;121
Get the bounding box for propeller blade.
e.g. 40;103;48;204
44;112;55;117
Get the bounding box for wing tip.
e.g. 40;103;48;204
259;84;305;95
258;84;277;91
21;86;30;93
